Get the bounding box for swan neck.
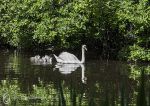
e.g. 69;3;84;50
81;47;85;63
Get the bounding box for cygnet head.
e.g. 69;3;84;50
35;55;40;59
44;55;50;59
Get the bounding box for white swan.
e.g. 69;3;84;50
54;45;87;63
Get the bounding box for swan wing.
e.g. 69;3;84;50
58;52;80;63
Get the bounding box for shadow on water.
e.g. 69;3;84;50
55;63;87;106
58;80;66;106
137;68;147;106
0;51;149;106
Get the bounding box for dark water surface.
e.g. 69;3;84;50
0;51;149;106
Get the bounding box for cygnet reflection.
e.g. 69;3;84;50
54;63;87;84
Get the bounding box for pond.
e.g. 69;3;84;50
0;50;149;106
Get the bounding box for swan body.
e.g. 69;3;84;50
54;45;87;63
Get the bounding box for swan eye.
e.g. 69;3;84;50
84;46;87;50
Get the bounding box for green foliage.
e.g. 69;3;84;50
115;0;150;61
129;45;150;61
116;0;150;35
0;0;150;61
129;64;150;79
0;0;92;48
55;0;92;47
0;80;27;105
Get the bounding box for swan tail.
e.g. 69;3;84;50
53;54;58;61
53;54;63;63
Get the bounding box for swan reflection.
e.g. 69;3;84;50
54;63;87;84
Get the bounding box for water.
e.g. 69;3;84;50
0;51;149;106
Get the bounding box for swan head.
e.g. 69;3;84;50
82;45;87;51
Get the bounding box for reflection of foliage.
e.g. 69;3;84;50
31;81;59;106
129;64;150;79
0;80;27;105
0;79;59;106
0;77;148;106
128;64;150;106
1;51;150;105
0;79;86;106
5;52;20;73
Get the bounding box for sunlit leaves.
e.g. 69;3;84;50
115;0;150;61
116;0;150;34
129;64;150;80
0;0;149;61
129;45;150;61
